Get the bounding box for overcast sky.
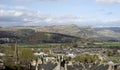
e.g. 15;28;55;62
0;0;120;27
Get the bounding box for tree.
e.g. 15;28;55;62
73;43;78;48
3;46;15;65
74;53;99;64
3;45;20;70
19;48;34;69
103;50;113;56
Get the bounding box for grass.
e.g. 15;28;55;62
1;41;120;48
93;42;120;47
17;43;62;48
111;57;120;63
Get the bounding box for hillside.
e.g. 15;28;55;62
93;27;120;41
0;29;81;44
0;24;120;41
34;25;120;41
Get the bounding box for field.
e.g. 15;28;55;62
15;42;120;48
0;41;120;48
93;42;120;47
17;43;62;48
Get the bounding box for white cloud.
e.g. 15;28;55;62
0;10;23;16
45;18;53;23
0;4;6;8
0;4;27;10
100;19;120;23
11;6;27;10
0;9;120;27
6;0;67;2
14;11;23;16
96;0;120;4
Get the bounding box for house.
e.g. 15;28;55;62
0;53;5;69
0;53;5;59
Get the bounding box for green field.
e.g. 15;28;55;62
17;43;62;48
18;42;120;48
0;41;120;48
93;42;120;47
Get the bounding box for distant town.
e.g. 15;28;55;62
0;25;120;70
0;41;120;70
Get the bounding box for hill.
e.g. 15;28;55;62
0;29;81;44
0;24;120;41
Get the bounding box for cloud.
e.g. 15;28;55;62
12;6;27;10
0;10;54;27
0;9;120;27
96;0;120;4
0;4;27;10
0;10;23;16
0;10;25;27
105;12;113;15
0;4;6;8
3;0;67;2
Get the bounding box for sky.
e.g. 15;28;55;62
0;0;120;27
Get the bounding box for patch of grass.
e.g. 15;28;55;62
17;43;62;48
111;57;120;63
93;42;120;47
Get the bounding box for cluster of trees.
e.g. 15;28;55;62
1;45;34;70
103;49;119;56
74;53;100;64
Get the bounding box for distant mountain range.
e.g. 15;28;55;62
0;24;120;42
